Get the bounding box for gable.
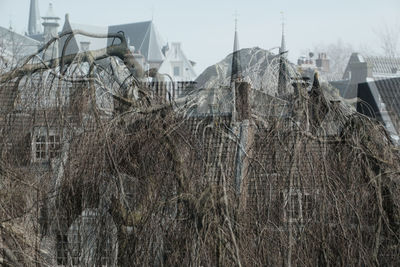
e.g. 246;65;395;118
108;21;165;63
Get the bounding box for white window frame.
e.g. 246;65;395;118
32;127;62;162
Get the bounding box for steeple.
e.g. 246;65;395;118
231;13;242;84
278;12;288;96
233;16;239;53
279;12;287;56
28;0;42;35
231;13;242;122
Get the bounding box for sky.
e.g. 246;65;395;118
0;0;399;75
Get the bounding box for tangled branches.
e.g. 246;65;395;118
0;31;399;266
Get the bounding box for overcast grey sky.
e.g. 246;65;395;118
0;0;399;75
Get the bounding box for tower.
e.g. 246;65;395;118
42;3;60;59
28;0;42;35
42;3;60;42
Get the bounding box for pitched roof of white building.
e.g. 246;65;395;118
108;21;165;63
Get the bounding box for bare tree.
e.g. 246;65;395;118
374;21;400;58
0;29;400;267
312;39;353;79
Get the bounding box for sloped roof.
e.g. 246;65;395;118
374;77;400;133
343;53;400;79
0;26;39;62
365;56;400;76
356;77;400;139
158;42;197;81
108;21;165;62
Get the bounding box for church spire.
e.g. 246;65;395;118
279;11;286;56
231;12;242;84
28;0;42;35
233;14;239;52
278;12;288;96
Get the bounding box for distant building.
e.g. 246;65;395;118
336;52;400;142
297;53;331;81
25;0;197;81
0;26;39;69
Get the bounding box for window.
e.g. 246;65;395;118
173;66;180;76
35;135;46;160
49;135;61;158
32;127;61;162
282;189;315;223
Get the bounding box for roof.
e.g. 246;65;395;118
373;77;400;134
158;42;197;81
59;20;166;63
108;21;165;63
0;26;40;64
364;56;400;76
43;3;59;19
356;77;400;139
343;53;400;79
329;79;350;96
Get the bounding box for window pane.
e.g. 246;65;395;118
174;66;180;76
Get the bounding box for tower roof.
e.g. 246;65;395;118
233;16;239;52
279;12;287;56
231;16;242;84
28;0;41;35
42;3;60;20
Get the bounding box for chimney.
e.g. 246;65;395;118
316;53;330;72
